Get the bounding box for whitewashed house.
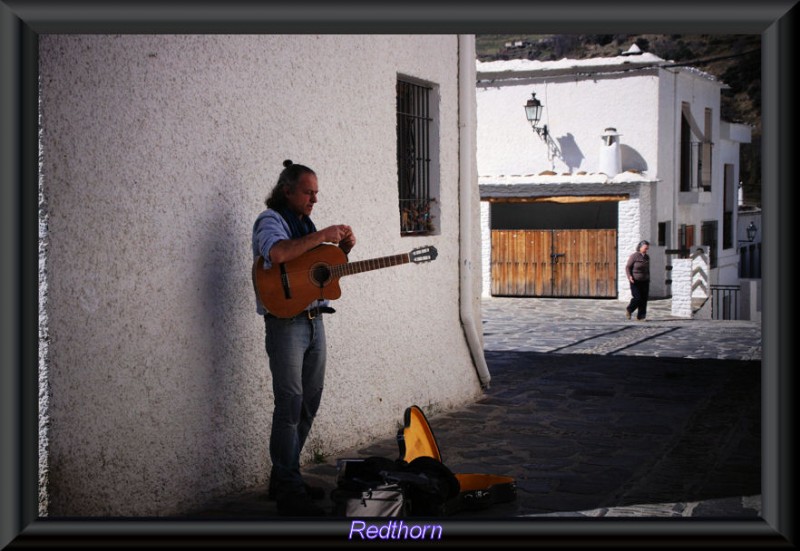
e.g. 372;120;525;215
476;48;752;306
38;35;486;517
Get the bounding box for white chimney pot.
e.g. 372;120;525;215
599;127;622;177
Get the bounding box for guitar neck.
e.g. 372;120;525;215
333;253;410;278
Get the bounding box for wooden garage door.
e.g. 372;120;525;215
491;229;617;298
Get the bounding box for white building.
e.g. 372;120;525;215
476;50;752;302
38;35;486;516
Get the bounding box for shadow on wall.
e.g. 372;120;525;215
191;172;262;502
558;133;584;172
621;145;648;173
554;137;648;175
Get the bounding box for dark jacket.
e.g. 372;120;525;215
626;252;650;282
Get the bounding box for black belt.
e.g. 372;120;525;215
266;305;336;320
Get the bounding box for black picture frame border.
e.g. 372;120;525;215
1;1;795;548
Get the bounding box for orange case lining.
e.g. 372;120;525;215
400;405;442;463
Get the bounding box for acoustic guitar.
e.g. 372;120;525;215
252;244;438;318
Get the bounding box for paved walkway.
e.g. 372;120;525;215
188;297;762;520
482;297;761;360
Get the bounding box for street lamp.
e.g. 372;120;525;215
738;221;757;246
524;93;545;136
523;92;561;162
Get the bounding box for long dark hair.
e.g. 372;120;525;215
264;160;316;210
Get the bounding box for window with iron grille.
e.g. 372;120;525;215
397;78;437;235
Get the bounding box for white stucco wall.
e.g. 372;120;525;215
476;68;661;178
38;34;483;517
618;192;642;302
670;259;693;318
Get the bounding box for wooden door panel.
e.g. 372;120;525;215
491;229;616;298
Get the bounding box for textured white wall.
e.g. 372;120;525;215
617;193;641;302
476;72;661;177
39;34;482;516
670;259;693;318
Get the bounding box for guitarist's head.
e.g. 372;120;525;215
265;160;318;218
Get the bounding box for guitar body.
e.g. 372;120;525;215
253;244;346;318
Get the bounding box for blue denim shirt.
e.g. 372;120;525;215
252;209;328;315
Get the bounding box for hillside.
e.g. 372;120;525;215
476;34;761;206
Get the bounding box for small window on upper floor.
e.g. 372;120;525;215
397;77;439;236
680;103;714;192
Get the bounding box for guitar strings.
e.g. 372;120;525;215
278;255;413;279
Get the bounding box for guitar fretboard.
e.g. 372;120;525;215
331;254;410;278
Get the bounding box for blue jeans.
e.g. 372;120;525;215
264;314;326;496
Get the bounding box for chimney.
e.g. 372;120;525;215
599;127;622;177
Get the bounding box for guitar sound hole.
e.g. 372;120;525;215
310;263;331;287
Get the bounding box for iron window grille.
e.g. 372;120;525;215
397;79;434;235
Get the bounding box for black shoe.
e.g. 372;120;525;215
268;480;326;501
276;492;327;517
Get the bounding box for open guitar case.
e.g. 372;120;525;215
331;405;516;516
397;405;517;515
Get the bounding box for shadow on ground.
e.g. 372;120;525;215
431;350;762;516
187;350;761;519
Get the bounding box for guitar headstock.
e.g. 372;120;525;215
409;245;438;263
